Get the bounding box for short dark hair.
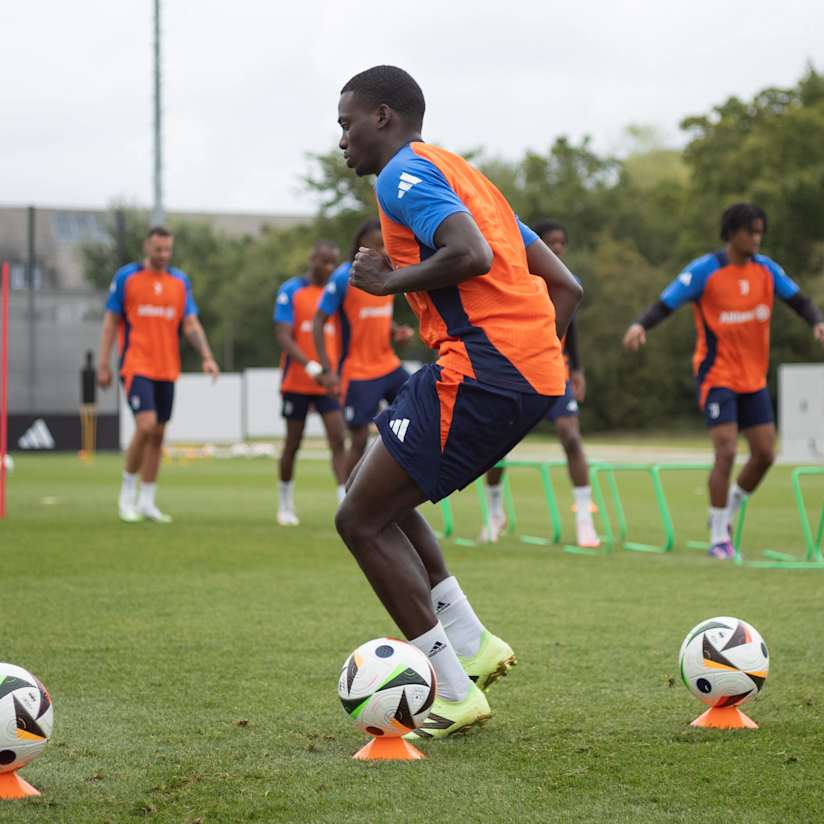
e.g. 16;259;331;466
312;239;339;254
720;203;767;241
350;219;381;261
341;65;425;128
146;225;172;240
532;219;568;242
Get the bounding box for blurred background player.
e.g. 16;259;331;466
97;226;219;523
274;240;348;525
481;219;598;547
312;219;414;477
333;66;582;737
623;203;824;559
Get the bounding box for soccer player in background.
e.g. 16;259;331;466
274;240;348;525
333;66;582;737
623;203;824;559
312;219;415;477
97;226;220;523
481;220;599;547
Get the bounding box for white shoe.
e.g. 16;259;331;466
575;519;600;548
119;502;143;523
277;510;300;526
479;512;506;543
137;504;173;523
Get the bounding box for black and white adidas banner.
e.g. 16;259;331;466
8;414;119;452
18;418;56;450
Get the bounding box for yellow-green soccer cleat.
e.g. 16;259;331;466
458;631;517;691
406;683;491;740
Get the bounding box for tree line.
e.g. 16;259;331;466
84;67;824;432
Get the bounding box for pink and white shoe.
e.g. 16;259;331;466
575;520;601;548
708;540;735;560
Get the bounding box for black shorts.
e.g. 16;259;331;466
281;392;340;422
375;364;556;502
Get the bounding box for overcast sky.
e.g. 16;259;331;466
2;0;821;216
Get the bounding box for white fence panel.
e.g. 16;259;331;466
779;364;824;463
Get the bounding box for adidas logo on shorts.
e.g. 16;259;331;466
389;418;410;442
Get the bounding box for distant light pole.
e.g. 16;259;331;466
152;0;165;226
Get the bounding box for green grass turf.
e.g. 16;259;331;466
1;450;823;823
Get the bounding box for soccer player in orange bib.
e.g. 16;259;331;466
274;240;349;525
333;66;582;737
97;226;219;523
312;219;414;477
624;204;824;559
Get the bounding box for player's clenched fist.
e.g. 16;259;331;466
351;247;392;296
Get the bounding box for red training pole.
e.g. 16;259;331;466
0;260;8;519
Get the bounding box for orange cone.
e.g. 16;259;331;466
0;771;41;798
353;736;425;760
690;706;758;729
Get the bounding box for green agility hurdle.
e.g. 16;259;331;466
589;463;674;553
744;467;824;569
437;459;611;554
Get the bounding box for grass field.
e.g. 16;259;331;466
2;447;823;823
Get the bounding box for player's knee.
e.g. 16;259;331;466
334;500;367;547
751;445;775;471
560;429;582;457
136;416;158;437
714;442;736;468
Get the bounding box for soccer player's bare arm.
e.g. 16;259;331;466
351;212;492;296
96;310;119;388
311;311;341;391
312;310;334;373
275;321;329;388
182;315;220;377
525;238;583;340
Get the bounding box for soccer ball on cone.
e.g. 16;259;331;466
0;663;54;773
338;638;436;737
678;617;769;708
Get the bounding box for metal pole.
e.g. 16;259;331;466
27;205;36;412
152;0;164;226
1;261;9;518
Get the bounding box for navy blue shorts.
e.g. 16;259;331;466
123;375;175;423
343;366;409;429
281;392;340;422
546;380;579;422
375;364;556;503
702;387;774;430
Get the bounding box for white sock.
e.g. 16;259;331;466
431;576;486;658
120;471;138;502
279;480;294;511
139;482;156;510
574;486;594;524
409;622;471;702
709;507;730;544
336;484;346;504
728;483;749;522
485;483;504;518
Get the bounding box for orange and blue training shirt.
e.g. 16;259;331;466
375;142;565;398
317;261;401;382
659;251;800;406
274;277;340;395
106;263;198;382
